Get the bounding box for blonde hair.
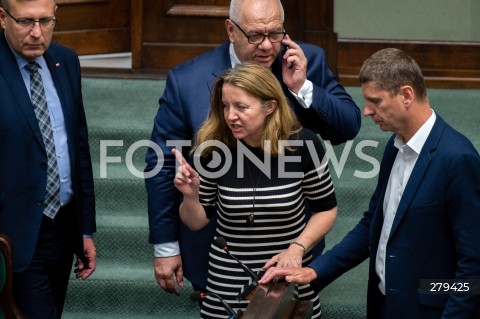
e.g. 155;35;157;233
194;62;300;156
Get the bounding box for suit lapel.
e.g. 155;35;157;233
370;136;398;247
0;34;46;149
208;42;231;89
388;116;445;238
43;47;81;172
271;56;285;91
211;44;230;76
44;49;73;137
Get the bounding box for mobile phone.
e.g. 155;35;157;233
282;44;293;69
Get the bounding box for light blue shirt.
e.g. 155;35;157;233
12;50;73;207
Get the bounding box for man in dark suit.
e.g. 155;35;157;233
0;0;96;318
145;0;361;296
258;48;480;318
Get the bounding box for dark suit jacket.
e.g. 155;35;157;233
145;41;360;288
0;31;96;272
310;115;480;318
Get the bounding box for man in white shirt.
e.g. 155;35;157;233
259;48;480;319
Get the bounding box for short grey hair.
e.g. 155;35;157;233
229;0;284;24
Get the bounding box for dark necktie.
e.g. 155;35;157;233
25;61;61;219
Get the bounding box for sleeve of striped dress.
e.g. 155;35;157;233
197;154;218;219
301;129;337;212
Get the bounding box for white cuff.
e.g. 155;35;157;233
154;241;181;257
289;80;313;109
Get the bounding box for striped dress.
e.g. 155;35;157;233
197;129;337;319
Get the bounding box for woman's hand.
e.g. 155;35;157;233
172;148;200;199
264;243;305;269
173;148;208;231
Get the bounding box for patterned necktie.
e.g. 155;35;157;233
25;61;61;219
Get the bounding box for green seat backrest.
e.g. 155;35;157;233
0;252;5;293
1;252;5;319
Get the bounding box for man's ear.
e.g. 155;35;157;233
401;85;414;106
225;19;235;42
0;9;6;29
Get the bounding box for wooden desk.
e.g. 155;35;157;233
241;282;312;319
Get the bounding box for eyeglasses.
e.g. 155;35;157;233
231;20;285;45
3;8;56;29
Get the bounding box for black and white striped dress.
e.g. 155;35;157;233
197;129;336;319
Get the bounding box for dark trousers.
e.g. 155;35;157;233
13;205;75;319
367;285;386;319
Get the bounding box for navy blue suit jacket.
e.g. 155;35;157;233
0;32;96;272
145;41;360;288
309;115;480;318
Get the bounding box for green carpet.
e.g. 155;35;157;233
62;78;479;319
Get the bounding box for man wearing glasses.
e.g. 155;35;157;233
145;0;360;299
0;1;96;318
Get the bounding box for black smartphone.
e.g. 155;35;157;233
282;44;293;69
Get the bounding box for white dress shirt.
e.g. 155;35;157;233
375;110;436;294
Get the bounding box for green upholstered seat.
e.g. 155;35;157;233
0;252;5;293
0;234;26;319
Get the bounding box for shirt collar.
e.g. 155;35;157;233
394;110;436;154
229;43;241;68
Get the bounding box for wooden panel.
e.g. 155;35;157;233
131;0;143;69
166;4;229;17
141;43;219;73
337;39;480;89
52;0;131;55
303;0;337;72
142;1;227;44
285;0;337;72
57;0;106;4
53;29;130;55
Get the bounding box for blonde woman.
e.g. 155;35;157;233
174;62;337;318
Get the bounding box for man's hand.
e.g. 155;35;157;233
154;255;184;296
258;266;317;285
281;34;307;94
74;237;97;280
